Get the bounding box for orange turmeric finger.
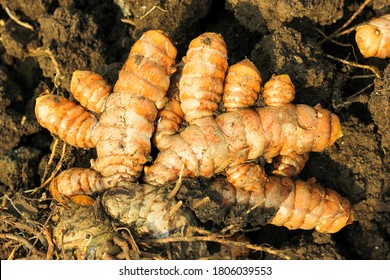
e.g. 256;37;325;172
92;30;177;186
223;59;262;111
223;163;353;233
179;32;228;123
70;71;112;114
35;94;97;149
355;14;390;58
262;74;295;106
49;168;107;206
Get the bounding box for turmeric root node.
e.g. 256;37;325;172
355;14;390;58
145;100;343;185
271;152;310;177
49;168;107;206
262;74;295;107
90;30;177;186
70;71;112;114
35;95;97;149
223;59;262;111
179;32;228;123
200;171;353;234
102;184;192;238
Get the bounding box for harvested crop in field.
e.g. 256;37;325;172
144;40;343;186
355;14;390;58
35;30;177;202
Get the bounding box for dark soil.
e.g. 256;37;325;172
0;0;389;260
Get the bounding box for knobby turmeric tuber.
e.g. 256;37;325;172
70;71;112;114
192;165;353;234
102;184;193;238
270;152;310;177
355;13;390;58
91;30;176;186
222;59;262;111
49;168;106;206
144;35;343;186
35;94;98;149
35;30;177;203
179;32;228;123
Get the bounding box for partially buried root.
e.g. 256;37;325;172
181;172;353;234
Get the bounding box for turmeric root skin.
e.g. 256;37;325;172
206;170;353;234
223;59;262;111
36;30;178;201
144;103;343;185
179;32;228;123
49;168;106;206
70;71;112;114
35;95;97;149
91;30;177;186
355;14;390;58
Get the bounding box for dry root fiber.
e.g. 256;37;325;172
355;14;390;58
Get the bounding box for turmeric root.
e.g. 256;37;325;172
190;166;353;234
35;30;177;202
223;59;262;111
270;152;310;177
262;74;295;106
49;168;107;206
355;14;390;58
102;184;195;238
35;94;98;149
179;32;228;123
144;63;343;185
92;30;177;186
70;71;112;114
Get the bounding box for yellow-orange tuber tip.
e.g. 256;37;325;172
355;14;390;58
355;25;382;58
263;74;295;106
330;114;343;145
70;195;95;206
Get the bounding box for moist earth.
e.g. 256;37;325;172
0;0;389;259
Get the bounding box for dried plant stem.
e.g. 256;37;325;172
140;5;167;20
116;227;141;255
113;235;133;260
0;233;46;259
316;27;353;48
28;48;62;87
167;164;185;199
325;54;382;78
38;137;59;189
42;227;54;260
27;141;68;195
330;0;373;39
335;26;357;38
3;218;47;248
5;7;34;31
121;18;136;26
147;235;291;260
